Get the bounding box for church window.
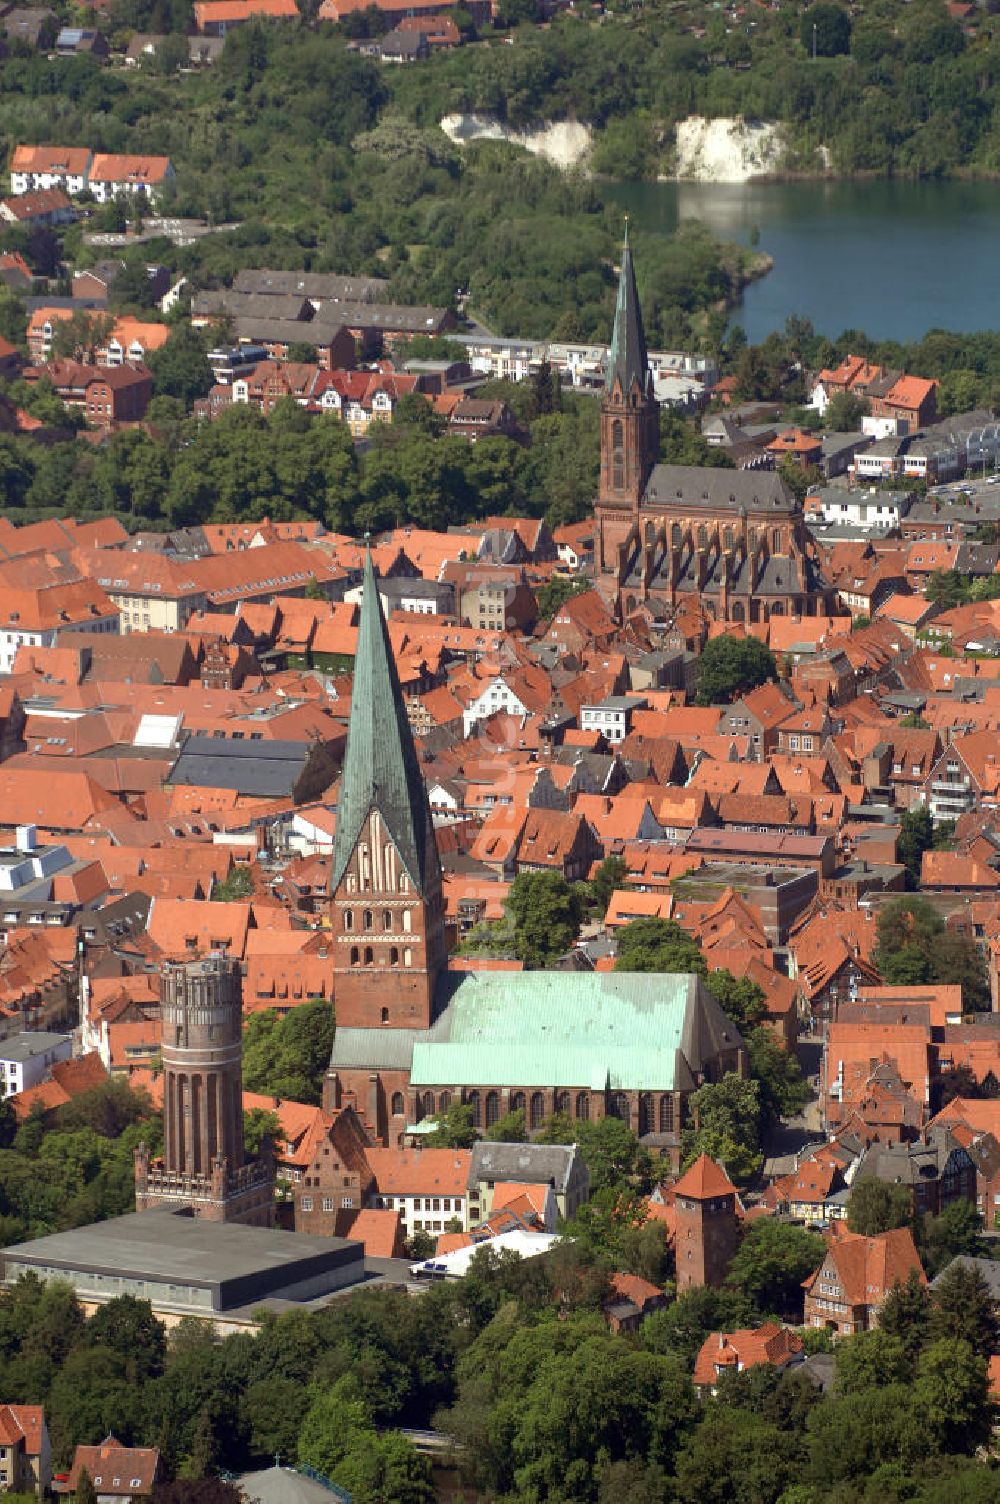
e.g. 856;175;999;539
422;1092;435;1118
468;1091;481;1127
390;946;399;965
612;418;623;449
400;872;409;893
530;1092;545;1129
555;1090;569;1114
485;1090;500;1127
360;844;371;888
402;910;412;933
363;910;373;930
363;946;373;965
383;909;393;931
660;1096;674;1134
350;947;359;966
439;1091;451;1111
391;1092;404;1116
724;526;734;550
511;1091;525;1113
343;910;354;931
697;525;708;548
773;528;782;552
381;1007;389;1024
404;947;412;967
609;1092;630;1127
671;523;682;547
575;1092;590;1121
639;1092;654;1136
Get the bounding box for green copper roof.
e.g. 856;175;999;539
409;971;695;1091
331;547;440;895
606;225;651;398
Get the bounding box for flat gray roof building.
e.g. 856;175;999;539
2;1208;365;1316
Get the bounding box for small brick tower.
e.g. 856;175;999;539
135;954;275;1225
672;1153;740;1290
327;544;446;1034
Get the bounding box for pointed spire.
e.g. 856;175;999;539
331;545;440;896
606;222;650;398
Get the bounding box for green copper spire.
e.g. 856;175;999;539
606;221;651;398
331;546;440;896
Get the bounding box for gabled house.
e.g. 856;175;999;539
0;1404;50;1495
693;1324;804;1391
803;1225;925;1336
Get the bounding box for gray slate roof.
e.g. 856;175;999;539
643;465;798;515
237;1466;348;1504
468;1141;582;1193
167;736;310;796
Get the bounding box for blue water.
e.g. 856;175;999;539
605;178;1000;344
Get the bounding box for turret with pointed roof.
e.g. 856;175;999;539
673;1152;740;1290
597;225;659;532
328;546;445;1038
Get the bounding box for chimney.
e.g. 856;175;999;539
15;824;36;853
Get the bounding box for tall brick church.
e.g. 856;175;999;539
595;231;836;624
325;549;747;1150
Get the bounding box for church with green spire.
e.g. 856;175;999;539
595;231;835;624
324;547;746;1148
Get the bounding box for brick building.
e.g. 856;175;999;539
594;233;837;625
672;1153;740;1291
324;549;747;1147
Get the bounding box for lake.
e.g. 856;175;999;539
606;178;1000;345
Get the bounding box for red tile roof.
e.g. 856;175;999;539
672;1154;737;1201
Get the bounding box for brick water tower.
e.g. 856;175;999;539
135;954;275;1226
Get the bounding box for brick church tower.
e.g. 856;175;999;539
328;546;446;1032
672;1153;740;1290
135;954;275;1225
597;225;660;570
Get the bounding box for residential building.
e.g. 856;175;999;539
366;1147;471;1237
194;0;300;31
0;1030;72;1097
0;566;119;673
63;1437;164;1501
0;1404;50;1495
693;1325;804;1391
9;145;91;196
467;1141;589;1225
86;154;175;204
803;1226;925;1336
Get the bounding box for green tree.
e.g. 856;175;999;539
243;1107;281;1157
674;1408;799;1504
834;1329;910;1394
426;1101;479;1149
287;341;318;363
76;1471;98;1504
847;1178;912;1235
725;1220;825;1318
147;325;215;406
589;854;628;917
506;871;584;968
484;1107;527;1143
824;390;869;430
801;4;851;56
682;1074;762;1183
240;1376;305;1466
695;635;778;706
642;1285;756;1366
614;918;707;976
535;573;589;620
242;1000;334;1104
212;865;254;901
297;1377;374;1478
878;1268;933;1362
914;1337;991;1453
333;1430;434;1504
707;971;767;1029
898;805;935;888
747;1027;809;1120
83;1295;166;1384
874;895;989;1009
929;1257;999;1353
